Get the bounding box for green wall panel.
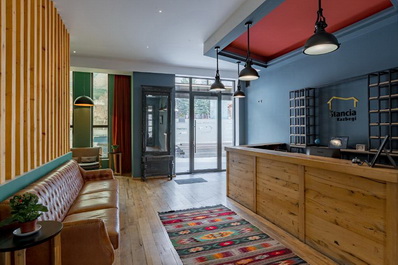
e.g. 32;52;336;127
73;72;93;147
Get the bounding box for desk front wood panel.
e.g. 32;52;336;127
305;167;385;265
226;147;398;265
227;152;256;211
256;158;300;237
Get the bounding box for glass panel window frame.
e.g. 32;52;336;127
92;73;109;158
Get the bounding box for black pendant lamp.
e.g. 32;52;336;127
74;95;94;107
74;78;94;107
210;46;225;91
234;61;245;98
239;22;259;81
303;0;340;55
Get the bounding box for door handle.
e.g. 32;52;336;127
194;120;197;153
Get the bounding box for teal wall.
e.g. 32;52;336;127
73;72;93;147
132;72;175;177
0;153;72;202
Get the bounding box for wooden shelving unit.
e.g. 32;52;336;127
368;67;398;153
289;88;316;148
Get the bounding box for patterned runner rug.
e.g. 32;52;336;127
159;205;308;265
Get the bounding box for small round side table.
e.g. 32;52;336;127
0;221;63;265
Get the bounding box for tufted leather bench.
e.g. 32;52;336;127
0;160;119;265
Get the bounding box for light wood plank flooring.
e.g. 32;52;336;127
115;172;337;265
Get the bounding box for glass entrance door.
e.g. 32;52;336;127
174;76;235;174
193;95;218;171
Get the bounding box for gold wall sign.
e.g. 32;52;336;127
327;96;359;122
327;96;359;110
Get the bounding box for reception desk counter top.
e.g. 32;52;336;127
226;145;398;183
226;145;398;265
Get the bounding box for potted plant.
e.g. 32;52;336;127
111;144;119;153
0;192;48;233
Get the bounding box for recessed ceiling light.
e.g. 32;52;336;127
146;46;149;49
73;50;76;54
158;10;162;13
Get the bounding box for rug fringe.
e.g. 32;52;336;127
158;204;227;215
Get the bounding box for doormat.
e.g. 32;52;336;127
174;178;208;185
158;205;308;265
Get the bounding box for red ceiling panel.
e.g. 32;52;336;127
226;0;392;61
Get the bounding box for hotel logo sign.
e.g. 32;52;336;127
327;96;358;122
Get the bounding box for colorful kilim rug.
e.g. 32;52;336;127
159;205;308;265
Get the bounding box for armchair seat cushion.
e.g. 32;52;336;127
80;179;118;195
67;191;118;215
64;208;119;249
79;161;100;170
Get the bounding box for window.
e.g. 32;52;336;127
93;73;109;157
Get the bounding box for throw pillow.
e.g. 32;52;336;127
81;156;97;163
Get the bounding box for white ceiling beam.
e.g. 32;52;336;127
71;55;238;79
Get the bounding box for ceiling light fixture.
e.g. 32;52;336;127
239;22;259;81
234;61;245;98
74;79;94;107
210;46;225;91
303;0;340;55
74;96;94;107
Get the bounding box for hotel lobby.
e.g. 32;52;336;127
1;0;398;264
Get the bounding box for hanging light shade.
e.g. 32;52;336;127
210;46;225;91
303;0;340;55
239;22;259;81
234;61;245;98
74;95;94;107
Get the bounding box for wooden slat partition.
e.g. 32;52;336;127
0;0;6;183
5;0;16;180
0;0;70;184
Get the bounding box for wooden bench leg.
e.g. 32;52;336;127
13;249;26;265
0;252;12;265
50;234;62;265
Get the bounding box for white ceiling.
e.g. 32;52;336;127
53;0;247;73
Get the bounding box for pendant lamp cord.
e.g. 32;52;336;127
315;0;327;32
246;23;251;63
237;62;241;90
216;47;220;77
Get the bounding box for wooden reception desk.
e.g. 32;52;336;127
226;145;398;265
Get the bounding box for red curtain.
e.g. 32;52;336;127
112;75;132;174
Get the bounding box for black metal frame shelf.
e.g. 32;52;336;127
368;67;398;153
289;88;316;148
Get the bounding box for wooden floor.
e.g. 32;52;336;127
114;172;337;265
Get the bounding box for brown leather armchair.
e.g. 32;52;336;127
71;147;102;170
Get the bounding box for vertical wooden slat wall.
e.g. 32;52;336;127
0;0;7;183
0;0;70;184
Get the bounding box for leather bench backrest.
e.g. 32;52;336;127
0;160;84;222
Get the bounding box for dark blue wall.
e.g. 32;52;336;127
317;78;368;147
245;15;398;148
132;72;175;177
